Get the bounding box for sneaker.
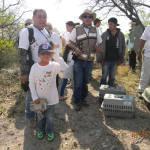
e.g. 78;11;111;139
47;133;55;142
36;131;45;140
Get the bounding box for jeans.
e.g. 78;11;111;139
73;60;93;104
60;79;68;97
37;105;55;134
100;61;117;86
25;90;35;119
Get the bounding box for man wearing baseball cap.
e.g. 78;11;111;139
68;9;102;111
99;17;125;86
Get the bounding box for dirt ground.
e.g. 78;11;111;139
0;65;150;150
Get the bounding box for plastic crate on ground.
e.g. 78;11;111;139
101;94;135;118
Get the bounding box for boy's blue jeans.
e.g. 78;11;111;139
37;105;55;134
100;61;117;86
73;60;93;104
25;90;35;119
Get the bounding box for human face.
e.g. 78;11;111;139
39;52;53;65
96;22;101;28
66;24;74;32
33;11;47;30
82;14;93;26
108;22;117;31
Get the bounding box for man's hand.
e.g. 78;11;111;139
33;99;40;104
20;75;28;84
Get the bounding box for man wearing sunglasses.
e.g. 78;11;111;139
69;9;102;111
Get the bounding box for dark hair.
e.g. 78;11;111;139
108;17;119;26
66;21;75;27
33;9;47;17
94;18;101;26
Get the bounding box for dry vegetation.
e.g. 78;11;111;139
0;64;150;150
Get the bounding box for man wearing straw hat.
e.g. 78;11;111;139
69;9;102;111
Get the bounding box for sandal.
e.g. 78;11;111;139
36;131;44;140
47;133;55;142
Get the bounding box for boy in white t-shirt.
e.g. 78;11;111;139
29;43;65;141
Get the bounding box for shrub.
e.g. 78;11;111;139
0;39;17;68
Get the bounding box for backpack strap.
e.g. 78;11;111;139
27;27;35;67
28;27;35;45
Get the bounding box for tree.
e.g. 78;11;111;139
0;0;30;39
88;0;150;29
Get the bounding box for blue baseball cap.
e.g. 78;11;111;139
38;43;54;54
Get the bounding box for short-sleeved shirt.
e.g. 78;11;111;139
69;27;102;45
19;26;51;62
141;26;150;57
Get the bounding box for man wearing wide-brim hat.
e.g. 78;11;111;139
68;9;102;111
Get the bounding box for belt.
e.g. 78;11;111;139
78;53;95;61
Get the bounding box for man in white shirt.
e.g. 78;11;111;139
68;9;102;111
19;9;51;125
138;26;150;94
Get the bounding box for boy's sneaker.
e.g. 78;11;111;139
47;133;55;142
36;131;45;140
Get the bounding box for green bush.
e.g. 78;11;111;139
0;39;18;68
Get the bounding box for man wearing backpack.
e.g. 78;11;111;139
18;9;51;127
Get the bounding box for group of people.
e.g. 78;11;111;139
18;8;150;141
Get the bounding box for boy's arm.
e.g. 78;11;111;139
29;66;39;102
53;54;68;71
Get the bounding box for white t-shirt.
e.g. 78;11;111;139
96;27;103;36
29;61;61;105
141;26;150;58
50;32;62;56
19;26;51;62
63;32;71;44
69;27;102;45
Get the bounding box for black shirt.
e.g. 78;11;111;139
105;29;120;61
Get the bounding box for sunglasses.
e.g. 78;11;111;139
83;15;93;19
